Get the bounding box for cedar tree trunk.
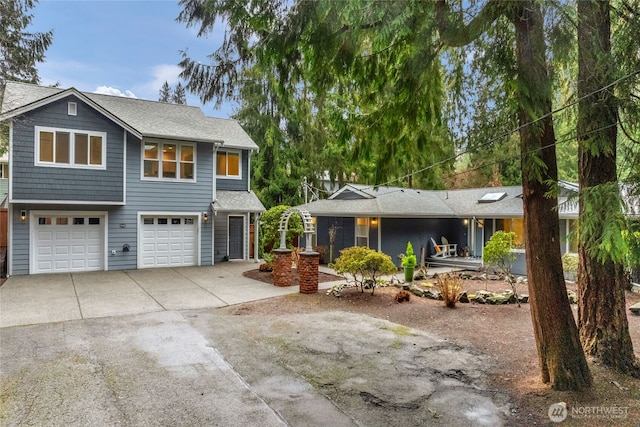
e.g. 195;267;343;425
576;0;639;375
511;2;592;390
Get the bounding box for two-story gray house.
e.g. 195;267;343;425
0;81;264;275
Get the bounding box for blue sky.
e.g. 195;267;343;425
30;0;236;118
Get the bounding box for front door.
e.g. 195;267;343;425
229;216;243;259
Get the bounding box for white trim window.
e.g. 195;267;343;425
355;217;369;247
35;126;106;169
143;141;195;181
216;150;241;179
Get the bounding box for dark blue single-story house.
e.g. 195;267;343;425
296;183;581;276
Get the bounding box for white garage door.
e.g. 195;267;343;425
140;216;197;268
33;214;105;273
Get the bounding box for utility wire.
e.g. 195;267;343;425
358;68;640;191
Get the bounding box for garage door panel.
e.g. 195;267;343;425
71;259;86;269
71;245;85;255
140;216;197;268
37;246;53;256
38;231;53;241
55;260;70;269
55;231;70;239
34;214;105;274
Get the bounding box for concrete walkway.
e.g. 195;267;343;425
0;262;345;328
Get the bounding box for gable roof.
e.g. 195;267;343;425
212;190;265;213
0;81;258;150
297;184;581;219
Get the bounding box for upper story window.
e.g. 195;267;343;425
143;141;195;181
216;150;241;178
35;126;106;169
0;163;7;179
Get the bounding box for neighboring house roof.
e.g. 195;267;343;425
298;184;581;219
0;81;258;150
212;190;265;213
301;184;455;218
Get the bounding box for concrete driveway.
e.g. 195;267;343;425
1;264;511;426
0;262;339;328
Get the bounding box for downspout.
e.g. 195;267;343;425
212;141;223;265
7;120;13;276
254;212;261;263
248;150;252;192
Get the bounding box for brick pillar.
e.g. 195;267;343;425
274;248;293;287
299;251;319;294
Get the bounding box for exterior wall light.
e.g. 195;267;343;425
203;213;209;222
20;210;27;221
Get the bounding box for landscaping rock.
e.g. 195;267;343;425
515;276;527;285
629;302;640;315
409;285;425;298
488;274;501;281
424;289;442;300
487;295;509;305
567;290;577;304
458;292;470;303
518;294;529;304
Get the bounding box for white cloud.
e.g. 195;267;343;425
149;64;183;90
93;86;137;98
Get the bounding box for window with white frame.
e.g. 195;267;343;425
143;141;195;180
35;126;106;168
355;217;369;247
0;163;7;179
216;150;241;178
566;219;578;253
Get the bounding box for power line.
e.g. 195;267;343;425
360;68;640;190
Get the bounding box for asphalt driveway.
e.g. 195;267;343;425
0;264;511;426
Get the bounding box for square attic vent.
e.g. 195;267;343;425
478;192;507;203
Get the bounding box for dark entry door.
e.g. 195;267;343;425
229;216;244;259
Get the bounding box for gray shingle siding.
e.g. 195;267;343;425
120;135;214;269
10;96;124;202
214;213;229;262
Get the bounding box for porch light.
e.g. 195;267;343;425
20;210;26;221
371;218;378;226
203;213;209;222
463;219;468;225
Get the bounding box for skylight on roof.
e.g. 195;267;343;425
478;192;507;203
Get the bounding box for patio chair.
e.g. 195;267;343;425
440;236;458;257
430;237;447;258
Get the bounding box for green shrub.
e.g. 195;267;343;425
259;205;303;255
401;242;417;268
333;246;397;294
483;231;521;307
561;253;579;275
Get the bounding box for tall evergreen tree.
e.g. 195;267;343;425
0;0;52;84
576;0;638;376
158;80;171;102
435;0;591;390
172;82;187;105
